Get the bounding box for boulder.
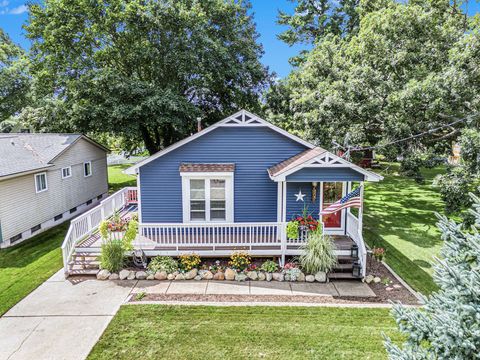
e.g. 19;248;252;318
246;271;258;281
393;284;402;289
365;275;375;284
167;273;175;281
257;272;266;281
213;271;225;281
224;268;236;281
175;273;185;281
119;269;130;280
284;274;291;282
314;271;327;283
305;275;315;283
146;274;155;280
185;268;198;280
373;276;381;283
235;273;247;282
297;272;306;282
127;271;136;280
96;269;110;280
201;271;214;280
109;273;119;280
154;271;168;281
136;271;147;280
386;287;394;291
272;272;284;282
265;273;273;282
194;275;202;281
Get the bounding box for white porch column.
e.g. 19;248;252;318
358;181;364;232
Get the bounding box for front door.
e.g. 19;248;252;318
321;182;345;230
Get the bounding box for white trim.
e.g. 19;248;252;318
124;110;316;175
83;161;92;177
282;181;287;222
61;166;72;179
277;182;282;222
34;172;48;193
181;173;234;223
320;181;347;235
137;169;142;223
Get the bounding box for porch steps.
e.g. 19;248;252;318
67;251;101;276
328;255;361;280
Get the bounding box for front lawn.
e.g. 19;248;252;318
364;163;445;295
0;223;68;316
88;305;400;360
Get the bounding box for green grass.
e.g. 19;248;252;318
88;305;401;360
0;223;68;316
363;163;445;295
108;164;136;192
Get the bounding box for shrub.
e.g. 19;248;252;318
179;253;201;271
299;230;337;274
286;221;299;239
122;220;138;251
229;251;251;271
372;247;386;262
147;256;178;274
260;260;278;273
100;239;125;272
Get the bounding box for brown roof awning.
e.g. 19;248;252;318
268;147;327;177
179;163;235;173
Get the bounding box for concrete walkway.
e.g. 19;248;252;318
0;270;135;360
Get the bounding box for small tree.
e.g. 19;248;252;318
384;194;480;359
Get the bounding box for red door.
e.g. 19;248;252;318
322;182;343;228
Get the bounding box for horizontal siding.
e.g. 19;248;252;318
286;167;364;182
140;126;308;223
286;182;320;221
0;138;108;242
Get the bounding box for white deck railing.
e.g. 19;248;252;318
346;211;367;277
61;187;138;274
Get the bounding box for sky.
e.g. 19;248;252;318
1;0;479;78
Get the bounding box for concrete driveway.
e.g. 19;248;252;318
0;270;135;360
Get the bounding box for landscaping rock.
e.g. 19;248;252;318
225;268;236;281
365;275;375;284
393;284;402;289
154;271;168;281
235;273;247;282
297;272;306;282
167;273;175;280
373;276;381;283
246;271;258;281
201;271;214;280
386;287;394;291
96;269;110;280
258;272;266;281
272;272;284;282
315;271;327;283
305;275;315;283
213;271;225;281
119;269;130;280
284;274;291;281
127;271;136;280
194;275;202;281
175;273;185;281
185;269;198;280
266;273;273;282
136;271;147;280
109;273;119;280
146;274;155;280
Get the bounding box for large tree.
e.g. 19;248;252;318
0;28;30;131
26;0;269;154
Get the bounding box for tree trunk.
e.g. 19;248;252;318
139;125;160;155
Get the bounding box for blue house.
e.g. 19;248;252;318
62;110;382;278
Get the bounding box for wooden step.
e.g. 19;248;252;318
328;272;360;280
68;260;100;266
336;255;357;262
68;269;99;276
333;263;353;271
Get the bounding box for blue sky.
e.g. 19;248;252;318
1;0;479;78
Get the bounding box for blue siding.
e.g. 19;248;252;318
286;167;364;182
286;182;320;221
140;127;308;223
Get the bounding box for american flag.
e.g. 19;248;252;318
320;186;362;215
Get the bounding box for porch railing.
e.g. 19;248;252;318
346;211;367;277
61;186;138;274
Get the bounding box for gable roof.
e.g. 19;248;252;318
125;110;382;182
0;133;109;179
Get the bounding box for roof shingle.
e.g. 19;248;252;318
268;147;327;177
179;163;235;173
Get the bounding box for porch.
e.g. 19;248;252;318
62;187;367;278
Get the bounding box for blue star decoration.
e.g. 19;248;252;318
295;189;306;202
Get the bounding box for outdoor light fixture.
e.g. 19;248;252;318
311;182;318;202
351;244;359;259
352;262;362;278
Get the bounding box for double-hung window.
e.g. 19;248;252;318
182;174;233;223
61;166;72;179
34;172;48;193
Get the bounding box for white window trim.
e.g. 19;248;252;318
181;172;234;223
34;172;48;193
61;166;72;179
83;161;92;177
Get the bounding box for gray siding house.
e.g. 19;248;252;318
0;134;109;248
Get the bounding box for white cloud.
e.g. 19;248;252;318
0;1;9;8
8;4;27;14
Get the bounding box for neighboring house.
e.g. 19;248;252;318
63;110;383;278
0;134;109;248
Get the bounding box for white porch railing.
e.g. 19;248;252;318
346;211;367;277
61;187;138;274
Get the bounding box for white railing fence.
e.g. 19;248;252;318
346;211;367;277
61;187;138;274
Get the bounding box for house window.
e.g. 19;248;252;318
54;214;63;221
182;175;233;223
86;199;93;205
61;166;72;179
69;207;77;214
31;224;41;234
84;161;92;177
10;233;22;243
34;173;48;193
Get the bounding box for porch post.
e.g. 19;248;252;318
359;181;364;232
281;181;287;266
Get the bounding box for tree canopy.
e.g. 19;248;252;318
26;0;270;154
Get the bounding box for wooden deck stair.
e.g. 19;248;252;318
68;251;101;276
328;254;360;280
